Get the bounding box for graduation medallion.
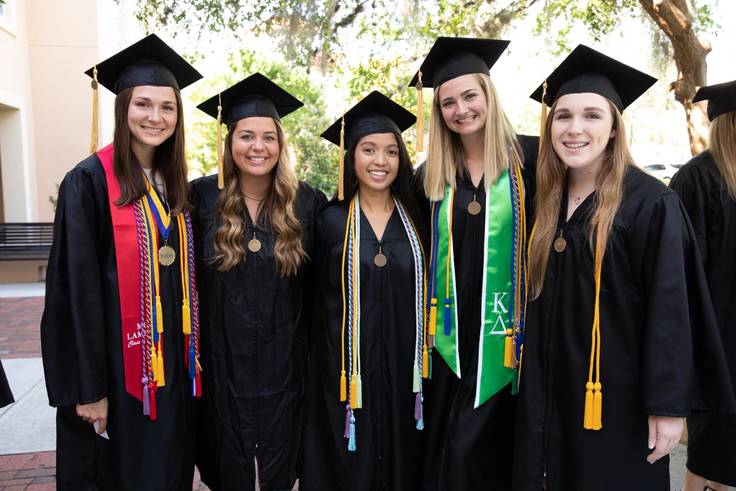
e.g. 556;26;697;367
374;252;387;268
553;236;567;253
248;238;262;253
159;245;176;266
467;199;482;216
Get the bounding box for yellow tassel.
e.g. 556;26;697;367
338;117;345;201
196;358;203;373
151;345;159;382
415;71;424;153
592;382;603;430
503;329;514;368
422;346;429;378
157;345;165;387
349;377;358;408
428;298;437;336
339;370;347;402
182;300;191;335
583;382;594;429
216;94;224;189
156;295;164;334
89;66;99;154
539;80;548;145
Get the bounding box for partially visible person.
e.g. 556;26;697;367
41;34;203;490
191;73;326;490
671;80;736;491
0;359;13;408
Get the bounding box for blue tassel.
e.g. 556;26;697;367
348;413;357;452
415;392;425;430
189;341;196;379
444;298;451;336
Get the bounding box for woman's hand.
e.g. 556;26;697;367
76;397;109;434
646;415;684;463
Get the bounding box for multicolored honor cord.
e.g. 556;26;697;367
338;195;427;452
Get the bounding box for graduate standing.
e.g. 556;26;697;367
515;45;736;491
671;80;736;491
40;34;203;490
410;37;538;491
301;92;427;491
191;73;325;491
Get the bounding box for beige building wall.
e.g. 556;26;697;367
26;0;99;221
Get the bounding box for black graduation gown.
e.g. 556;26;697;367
190;175;325;491
301;200;425;491
670;151;736;486
41;155;196;491
420;135;538;491
0;359;13;408
514;166;736;491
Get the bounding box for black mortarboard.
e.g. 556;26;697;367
693;80;736;121
321;91;415;200
197;72;304;125
84;34;202;94
530;44;656;111
408;36;509;88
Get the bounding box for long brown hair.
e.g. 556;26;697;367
709;111;736;199
528;99;634;298
423;73;522;201
112;86;190;213
213;118;306;276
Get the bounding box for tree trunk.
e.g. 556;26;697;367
638;0;710;155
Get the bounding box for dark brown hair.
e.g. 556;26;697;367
112;86;190;214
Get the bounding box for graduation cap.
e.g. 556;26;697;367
197;73;304;189
321;91;416;200
408;37;509;152
530;45;656;136
693;80;736;121
85;34;202;154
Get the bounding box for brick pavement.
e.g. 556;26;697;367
0;451;209;490
0;297;44;359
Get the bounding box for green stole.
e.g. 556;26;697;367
433;170;515;407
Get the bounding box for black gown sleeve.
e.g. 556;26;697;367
628;192;735;415
0;359;13;407
41;165;109;407
670;162;709;262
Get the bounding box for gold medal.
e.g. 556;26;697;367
553;236;567;253
467;200;482;216
374;252;387;268
248;238;262;253
159;245;176;266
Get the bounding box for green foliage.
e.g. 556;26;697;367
186;51;337;196
692;1;719;36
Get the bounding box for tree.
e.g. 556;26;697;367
186;50;338;195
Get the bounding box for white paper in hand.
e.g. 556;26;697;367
93;420;110;440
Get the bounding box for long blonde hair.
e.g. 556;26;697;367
213;118;306;276
528;99;634;298
423;73;522;201
709;111;736;199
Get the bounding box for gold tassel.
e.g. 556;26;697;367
89;66;99;154
415;71;424;153
349;377;358;408
216;93;224;189
151;345;159;382
503;329;514;368
338;117;346;201
539;80;548;144
156;295;164;334
593;382;603;430
422;346;429;378
428;298;437;336
157;345;166;387
339;370;347;402
583;382;594;430
182;300;191;335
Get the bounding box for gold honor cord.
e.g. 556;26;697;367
584;242;604;430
